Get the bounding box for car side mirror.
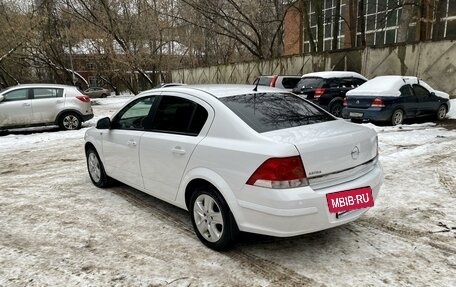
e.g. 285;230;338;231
96;117;111;129
429;92;436;97
0;95;4;102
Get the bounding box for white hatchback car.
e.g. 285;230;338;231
0;84;93;130
84;85;383;250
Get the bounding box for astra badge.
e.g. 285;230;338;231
351;146;360;160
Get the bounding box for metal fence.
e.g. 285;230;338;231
171;40;456;96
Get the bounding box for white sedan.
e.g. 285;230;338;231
84;85;383;250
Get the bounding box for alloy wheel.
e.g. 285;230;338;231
63;115;80;130
88;152;101;183
193;194;224;243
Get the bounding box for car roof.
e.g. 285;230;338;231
301;71;367;80
141;84;285;99
346;75;435;97
3;83;77;90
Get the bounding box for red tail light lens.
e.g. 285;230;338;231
269;75;278;87
343;97;347;106
76;96;91;102
314;88;325;98
247;156;309;189
371;98;385;108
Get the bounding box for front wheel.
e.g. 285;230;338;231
59;113;81;130
86;148;111;187
436;105;447;120
391;109;404;126
190;187;237;251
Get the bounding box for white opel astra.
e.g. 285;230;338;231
84;85;383;250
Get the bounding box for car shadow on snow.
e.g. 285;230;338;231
107;182;351;252
0;126;61;136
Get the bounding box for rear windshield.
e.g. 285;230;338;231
220;93;335;133
256;77;273;86
295;77;326;90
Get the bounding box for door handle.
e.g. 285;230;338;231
127;139;137;147
172;147;186;155
22;103;31;107
56;100;64;103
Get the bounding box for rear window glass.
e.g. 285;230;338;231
281;77;301;89
220;93;334;133
256;77;273;86
295;77;326;90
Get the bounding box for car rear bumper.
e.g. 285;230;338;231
342;108;392;122
81;113;94;122
232;161;383;237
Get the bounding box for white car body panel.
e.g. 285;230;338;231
85;85;383;238
0;98;32;126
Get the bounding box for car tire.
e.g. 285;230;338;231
436;105;447;121
86;147;111;188
391;109;404;126
189;186;237;251
329;102;343;117
59;112;82;130
101;93;108;98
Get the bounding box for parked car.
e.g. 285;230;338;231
155;83;187;88
0;84;93;130
84;84;383;250
292;71;367;117
83;87;110;98
342;76;451;125
253;75;301;91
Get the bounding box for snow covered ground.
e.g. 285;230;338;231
1;97;455;286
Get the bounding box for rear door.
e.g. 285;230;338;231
399;84;418;118
0;88;32;127
101;96;157;189
139;94;213;201
30;87;65;124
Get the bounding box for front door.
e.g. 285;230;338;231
0;88;32;128
101;96;156;189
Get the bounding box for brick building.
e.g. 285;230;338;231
283;0;456;55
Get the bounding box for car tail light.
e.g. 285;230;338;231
76;96;91;102
371;98;385;108
314;88;325;99
343;97;347;106
269;75;278;87
247;156;309;189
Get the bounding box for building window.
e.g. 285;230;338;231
304;0;345;52
88;76;97;87
86;63;95;71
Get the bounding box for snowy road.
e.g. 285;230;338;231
1;96;455;286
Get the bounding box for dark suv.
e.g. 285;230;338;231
292;71;367;117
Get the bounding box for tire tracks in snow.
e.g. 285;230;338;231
110;185;323;287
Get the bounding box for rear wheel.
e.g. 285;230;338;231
86;147;111;187
329;102;343;117
436;105;447;120
59;113;81;130
190;186;237;251
391;109;404;126
101;93;108;98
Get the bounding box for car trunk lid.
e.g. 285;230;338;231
346;96;375;109
262;120;377;182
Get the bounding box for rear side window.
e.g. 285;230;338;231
221;93;334;133
33;88;63;99
281;77;301;89
400;85;414;97
151;96;208;136
295;77;326;90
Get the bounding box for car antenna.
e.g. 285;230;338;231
253;78;259;92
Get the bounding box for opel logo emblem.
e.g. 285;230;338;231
351;146;360;160
356;100;360;104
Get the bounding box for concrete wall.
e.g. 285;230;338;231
171;40;456;96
